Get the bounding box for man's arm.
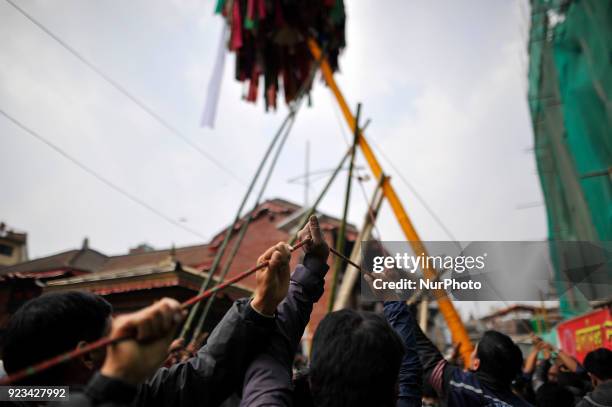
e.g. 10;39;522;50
556;349;581;373
72;243;293;407
64;298;185;407
135;242;293;407
240;256;329;406
135;298;276;407
383;301;423;407
70;299;275;407
532;358;551;392
240;215;330;407
413;321;458;398
523;347;539;376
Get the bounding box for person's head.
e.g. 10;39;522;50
583;348;612;388
309;310;405;407
470;330;523;386
547;360;561;382
535;382;575;407
2;291;113;385
556;371;586;395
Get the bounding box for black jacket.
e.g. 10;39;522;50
65;297;275;407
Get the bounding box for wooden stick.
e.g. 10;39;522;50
329;246;368;275
0;239;311;385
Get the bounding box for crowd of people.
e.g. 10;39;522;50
1;215;610;406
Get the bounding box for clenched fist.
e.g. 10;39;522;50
100;298;186;385
251;242;291;316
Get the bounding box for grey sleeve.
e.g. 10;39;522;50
240;255;329;407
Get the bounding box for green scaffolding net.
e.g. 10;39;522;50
528;0;612;317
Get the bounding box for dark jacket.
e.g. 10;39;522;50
414;324;532;407
240;261;423;407
576;381;612;407
240;254;329;406
65;297;276;407
383;301;423;407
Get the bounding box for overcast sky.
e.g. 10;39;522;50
1;0;546;316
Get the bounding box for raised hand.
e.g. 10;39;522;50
297;215;330;263
251;242;292;316
101;298;186;385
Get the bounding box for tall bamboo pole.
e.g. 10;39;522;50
179;112;293;340
328;103;361;311
192;114;297;335
288;148;351;245
333;174;385;311
308;39;474;364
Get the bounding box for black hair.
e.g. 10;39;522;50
309;310;405;407
2;291;112;384
511;374;535;403
535;382;575;407
476;330;523;385
292;368;315;407
557;371;587;393
583;348;612;381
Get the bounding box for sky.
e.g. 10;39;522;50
0;0;547;317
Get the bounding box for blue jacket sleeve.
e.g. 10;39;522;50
383;301;423;407
240;254;329;407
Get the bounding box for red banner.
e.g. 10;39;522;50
557;308;612;363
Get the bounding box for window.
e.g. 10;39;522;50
0;243;14;257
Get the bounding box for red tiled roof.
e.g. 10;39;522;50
4;198;358;301
99;244;213;273
0;248;107;276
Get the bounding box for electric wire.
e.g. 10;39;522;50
4;0;246;185
0;109;208;240
329;101;461;245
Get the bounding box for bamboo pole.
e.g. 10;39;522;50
179;113;293;340
192;114;297;335
333;175;385;311
308;39;474;364
328;103;361;312
288;148;351;245
182;49;322;340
